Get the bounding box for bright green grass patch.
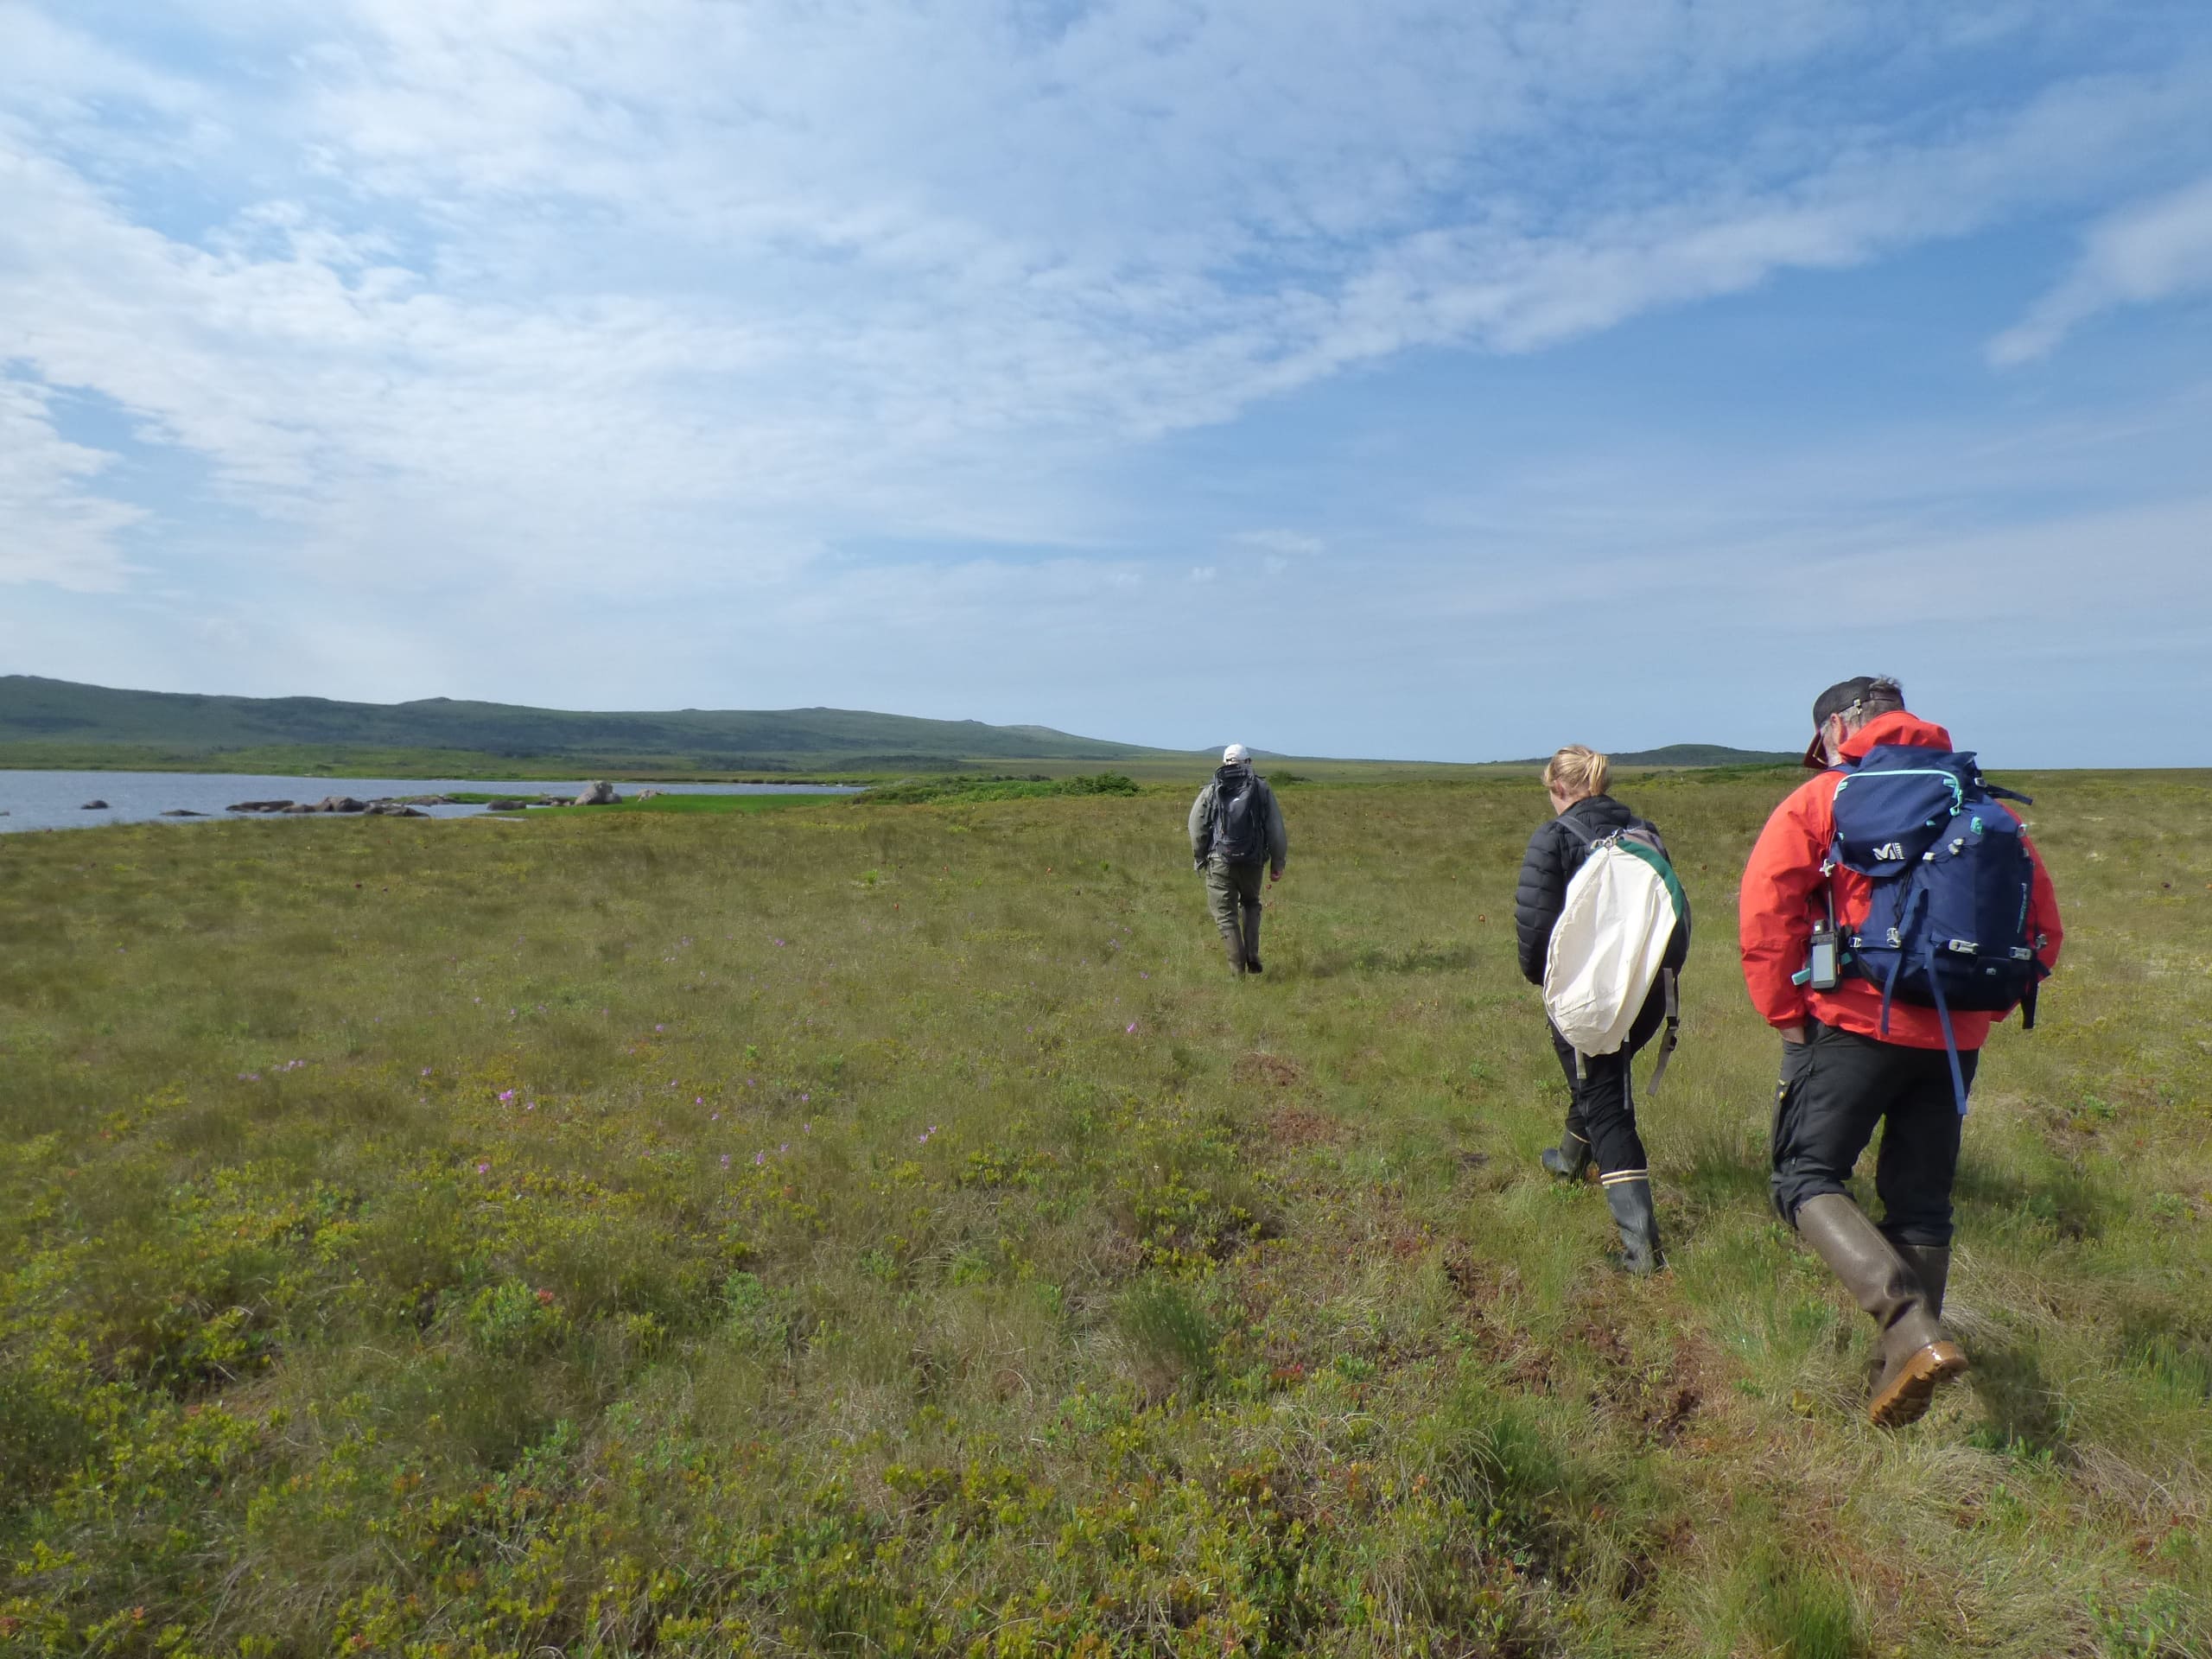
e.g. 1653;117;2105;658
1;771;2207;1656
853;772;1144;806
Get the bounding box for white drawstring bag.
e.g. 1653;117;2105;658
1542;828;1687;1098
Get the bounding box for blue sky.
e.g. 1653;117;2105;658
3;1;2209;766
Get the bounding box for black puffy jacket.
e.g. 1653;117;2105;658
1514;794;1690;986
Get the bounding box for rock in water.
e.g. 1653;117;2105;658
227;800;294;813
486;798;528;811
160;809;208;817
81;799;110;810
310;796;368;813
574;780;620;805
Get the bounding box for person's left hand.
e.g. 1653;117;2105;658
1268;868;1282;884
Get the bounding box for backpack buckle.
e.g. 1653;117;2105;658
1945;939;1977;955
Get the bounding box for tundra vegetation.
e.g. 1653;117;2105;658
1;770;2206;1656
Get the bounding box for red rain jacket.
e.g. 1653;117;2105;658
1738;710;2063;1050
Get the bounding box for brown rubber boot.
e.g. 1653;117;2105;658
1866;1241;1953;1395
1897;1242;1951;1318
1218;925;1248;975
1241;906;1262;974
1794;1194;1965;1427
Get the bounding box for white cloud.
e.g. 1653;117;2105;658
1232;530;1325;557
1991;175;2212;363
0;0;2208;773
0;377;142;590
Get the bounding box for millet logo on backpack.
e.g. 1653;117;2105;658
1872;841;1908;862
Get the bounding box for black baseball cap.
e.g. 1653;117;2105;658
1803;676;1888;768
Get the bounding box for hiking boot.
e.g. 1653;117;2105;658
1541;1128;1594;1183
1241;910;1262;974
1601;1173;1664;1274
1795;1194;1965;1427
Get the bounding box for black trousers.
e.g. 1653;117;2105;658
1548;988;1667;1179
1770;1019;1979;1247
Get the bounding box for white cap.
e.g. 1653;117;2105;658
1222;742;1251;765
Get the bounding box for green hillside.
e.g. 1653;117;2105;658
0;676;1151;778
0;677;1804;780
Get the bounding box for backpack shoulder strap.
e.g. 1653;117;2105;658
1555;814;1598;849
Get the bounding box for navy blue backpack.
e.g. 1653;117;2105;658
1827;746;2049;1109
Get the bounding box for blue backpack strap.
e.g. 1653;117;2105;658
1873;883;1929;1037
1923;950;1971;1115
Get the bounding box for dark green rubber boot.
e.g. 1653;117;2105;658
1602;1173;1664;1274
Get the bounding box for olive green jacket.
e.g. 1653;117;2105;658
1188;767;1287;875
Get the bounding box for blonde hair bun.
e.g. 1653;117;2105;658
1543;745;1611;801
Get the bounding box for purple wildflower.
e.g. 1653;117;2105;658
476;1161;489;1174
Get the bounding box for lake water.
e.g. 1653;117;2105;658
0;772;856;834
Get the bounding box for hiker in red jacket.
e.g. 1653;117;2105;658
1740;677;2063;1427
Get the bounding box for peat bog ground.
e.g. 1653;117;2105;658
2;770;2207;1656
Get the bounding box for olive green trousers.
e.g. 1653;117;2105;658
1205;856;1265;972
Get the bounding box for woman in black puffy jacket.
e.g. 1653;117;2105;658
1514;746;1688;1273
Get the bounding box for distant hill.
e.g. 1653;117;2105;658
1605;743;1801;767
1504;743;1797;767
0;677;1806;779
0;676;1147;775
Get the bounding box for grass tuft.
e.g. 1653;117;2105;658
0;769;2206;1655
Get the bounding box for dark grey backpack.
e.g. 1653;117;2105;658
1213;774;1268;861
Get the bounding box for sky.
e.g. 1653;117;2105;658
3;1;2209;766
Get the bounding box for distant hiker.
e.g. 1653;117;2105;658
1740;676;2063;1427
1188;743;1287;976
1516;746;1690;1274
